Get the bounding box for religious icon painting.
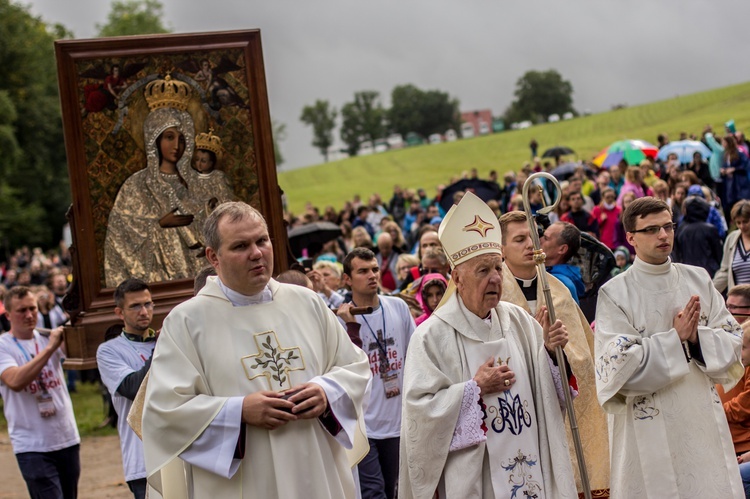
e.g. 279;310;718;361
55;30;286;367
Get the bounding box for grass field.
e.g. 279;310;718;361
279;81;750;214
0;381;118;438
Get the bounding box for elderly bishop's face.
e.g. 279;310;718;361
454;253;504;318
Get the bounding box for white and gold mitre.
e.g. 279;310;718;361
438;191;502;268
195;128;222;157
144;73;191;111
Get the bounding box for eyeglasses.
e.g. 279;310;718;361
126;302;154;312
727;304;750;312
629;223;677;236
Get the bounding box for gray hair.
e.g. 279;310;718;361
203;201;267;251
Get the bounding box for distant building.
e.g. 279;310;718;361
460;109;493;137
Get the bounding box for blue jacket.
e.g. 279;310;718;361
547;264;585;304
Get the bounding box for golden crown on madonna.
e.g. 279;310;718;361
144;73;192;111
195;128;223;157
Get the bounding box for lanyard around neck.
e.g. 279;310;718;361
12;336;38;363
354;300;388;357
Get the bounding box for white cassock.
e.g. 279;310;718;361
142;277;370;498
399;291;577;499
595;257;745;499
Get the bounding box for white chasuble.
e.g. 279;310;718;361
595;258;744;499
399;293;576;499
143;278;370;499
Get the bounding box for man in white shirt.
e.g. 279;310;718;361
338;247;415;499
142;201;370;498
97;278;156;499
595;197;744;498
0;286;80;499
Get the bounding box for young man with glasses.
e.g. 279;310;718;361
96;278;156;499
595;197;744;498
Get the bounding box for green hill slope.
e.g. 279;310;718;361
279;81;750;214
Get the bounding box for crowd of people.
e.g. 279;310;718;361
1;120;750;499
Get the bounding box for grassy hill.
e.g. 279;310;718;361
278;81;750;214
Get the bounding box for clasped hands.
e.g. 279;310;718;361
242;382;328;430
674;295;700;344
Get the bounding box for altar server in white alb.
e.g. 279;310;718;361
142;201;371;498
595;197;745;498
399;191;577;499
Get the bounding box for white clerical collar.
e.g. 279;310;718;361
632;256;671;275
217;278;273;307
515;275;537;288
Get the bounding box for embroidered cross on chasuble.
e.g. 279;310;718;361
241;331;306;391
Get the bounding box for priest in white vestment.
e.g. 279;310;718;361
399;192;577;499
595;197;745;499
142;202;371;498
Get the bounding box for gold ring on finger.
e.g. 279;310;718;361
504;379;510;387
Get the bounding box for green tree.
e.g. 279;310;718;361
340;91;386;156
0;0;73;253
503;69;575;124
300;100;337;162
273;119;286;167
96;0;171;37
388;84;460;138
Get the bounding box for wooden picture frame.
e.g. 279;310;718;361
55;30;287;368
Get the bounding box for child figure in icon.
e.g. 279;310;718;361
189;128;236;231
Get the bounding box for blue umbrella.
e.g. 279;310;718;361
656;140;712;164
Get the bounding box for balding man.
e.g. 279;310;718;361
399;192;576;498
540;222;585;304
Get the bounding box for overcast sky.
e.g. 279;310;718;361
23;0;750;170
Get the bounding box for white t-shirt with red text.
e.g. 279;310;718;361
0;331;80;454
341;295;415;439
